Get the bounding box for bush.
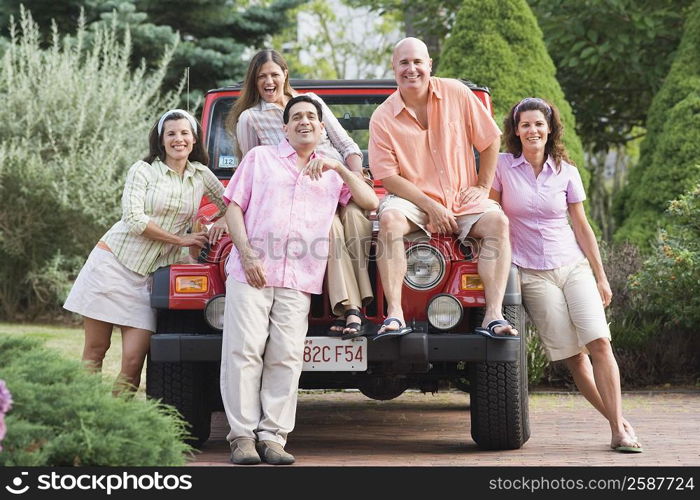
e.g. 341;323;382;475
629;182;700;331
601;188;699;387
615;1;700;250
530;237;699;389
0;8;180;320
438;0;587;187
0;336;191;466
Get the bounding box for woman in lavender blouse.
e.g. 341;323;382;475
490;97;642;453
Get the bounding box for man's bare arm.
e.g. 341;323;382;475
461;136;500;205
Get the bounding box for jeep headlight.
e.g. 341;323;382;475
404;244;445;290
204;294;225;331
427;294;463;330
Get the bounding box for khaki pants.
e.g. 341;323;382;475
327;201;373;317
220;276;311;446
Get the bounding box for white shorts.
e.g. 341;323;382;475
63;247;156;332
377;194;501;240
520;259;611;362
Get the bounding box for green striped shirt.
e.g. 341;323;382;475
102;158;226;275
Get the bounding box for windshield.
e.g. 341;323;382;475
206;93;389;176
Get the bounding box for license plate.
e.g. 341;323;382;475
302;336;367;371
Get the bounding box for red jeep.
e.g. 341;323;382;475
146;80;530;451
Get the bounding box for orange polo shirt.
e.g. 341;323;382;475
369;77;502;216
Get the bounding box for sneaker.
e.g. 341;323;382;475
256;440;295;465
230;437;261;465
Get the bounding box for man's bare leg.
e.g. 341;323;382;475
469;211;517;336
376;210;418;332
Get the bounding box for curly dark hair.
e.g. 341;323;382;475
503;97;571;169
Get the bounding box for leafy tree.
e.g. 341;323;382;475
615;0;700;249
347;0;460;71
273;0;399;79
528;0;691;152
438;0;587;187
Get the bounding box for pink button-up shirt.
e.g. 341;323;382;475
224;140;351;293
493;153;586;270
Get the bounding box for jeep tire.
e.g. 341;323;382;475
469;304;530;450
146;359;215;447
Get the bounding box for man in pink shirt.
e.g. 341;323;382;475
369;37;517;339
221;95;378;465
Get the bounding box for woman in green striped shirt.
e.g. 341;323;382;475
64;109;227;393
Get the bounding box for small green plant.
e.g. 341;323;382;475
526;326;548;386
0;336;191;466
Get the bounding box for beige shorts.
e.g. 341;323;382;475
520;259;611;362
377;194;501;240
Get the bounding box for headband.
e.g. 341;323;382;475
157;109;198;136
513;97;552;119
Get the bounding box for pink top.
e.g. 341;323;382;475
493;153;586;270
223;140;352;294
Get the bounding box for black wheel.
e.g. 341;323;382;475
148;310;218;447
147;359;216;447
469;304;530;450
504;304;531;444
359;377;407;400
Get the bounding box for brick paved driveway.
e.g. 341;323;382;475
190;390;700;466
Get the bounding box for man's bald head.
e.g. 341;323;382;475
392;37;431;65
392;37;432;95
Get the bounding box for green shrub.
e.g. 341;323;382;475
629;182;700;330
0;8;180;320
604;186;699;387
615;1;700;250
0;336;191;466
526;326;548;386
438;0;587;188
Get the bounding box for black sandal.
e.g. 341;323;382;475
328;317;345;336
341;308;367;340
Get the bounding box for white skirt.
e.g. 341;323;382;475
63;247;156;332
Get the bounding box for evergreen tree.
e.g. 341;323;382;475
615;0;700;250
438;0;586;187
0;0;302;96
137;0;303;92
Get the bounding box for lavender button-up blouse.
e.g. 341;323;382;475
492;153;586;270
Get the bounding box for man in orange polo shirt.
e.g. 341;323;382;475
369;37;518;340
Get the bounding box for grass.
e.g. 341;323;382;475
0;321;143;394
